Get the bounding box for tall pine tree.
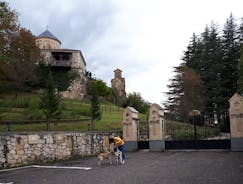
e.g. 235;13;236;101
238;17;243;94
165;17;241;128
221;14;239;109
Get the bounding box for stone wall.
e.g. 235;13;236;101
35;37;61;49
0;131;120;169
229;93;243;151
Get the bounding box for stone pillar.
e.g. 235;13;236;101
123;107;138;151
149;104;165;151
229;93;243;151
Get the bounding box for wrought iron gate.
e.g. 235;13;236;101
137;120;149;149
165;116;231;150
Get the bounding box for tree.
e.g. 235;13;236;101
220;14;239;108
238;17;243;94
87;79;111;125
165;16;242;129
9;28;39;89
164;65;203;122
123;92;149;114
0;1;19;62
40;70;62;131
0;1;39;90
37;64;79;91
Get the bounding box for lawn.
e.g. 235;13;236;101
0;92;124;132
0;92;221;140
165;119;221;140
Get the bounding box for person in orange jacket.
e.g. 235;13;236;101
109;137;125;164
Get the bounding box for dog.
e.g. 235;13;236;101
97;151;113;166
114;147;124;165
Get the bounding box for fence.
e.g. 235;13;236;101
0;118;91;132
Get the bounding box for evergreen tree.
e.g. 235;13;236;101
164;66;184;121
221;14;239;108
40;70;62;131
238;17;243;94
87;79;111;129
164;65;202;122
197;23;222;120
165;15;242;130
182;33;202;72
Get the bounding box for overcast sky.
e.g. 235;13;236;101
7;0;243;105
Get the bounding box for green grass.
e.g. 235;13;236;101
165;119;221;140
94;111;123;131
0;92;124;132
0;92;220;140
0;122;91;132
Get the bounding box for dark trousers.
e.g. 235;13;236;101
118;144;125;160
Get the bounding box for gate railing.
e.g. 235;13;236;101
165;125;223;141
137;120;149;141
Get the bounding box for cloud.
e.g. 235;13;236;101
7;0;243;105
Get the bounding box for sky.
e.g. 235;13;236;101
7;0;243;106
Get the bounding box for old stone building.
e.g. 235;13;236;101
111;68;126;98
35;29;87;99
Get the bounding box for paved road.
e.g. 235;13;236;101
0;151;243;184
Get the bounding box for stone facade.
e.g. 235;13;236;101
0;131;120;169
229;93;243;151
148;104;165;151
35;37;61;49
122;107;138;151
111;69;126;98
36;30;87;99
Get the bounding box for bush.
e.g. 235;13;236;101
28;97;40;110
26;110;44;120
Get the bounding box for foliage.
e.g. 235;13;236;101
165;120;221;140
40;70;62;130
123;92;149;114
165;14;241;131
87;79;111;121
0;92;90;120
239;18;243;94
0;1;19;62
36;64;79;91
164;65;203;122
0;93;124;132
0;2;39;90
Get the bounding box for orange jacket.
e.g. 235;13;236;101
114;137;125;146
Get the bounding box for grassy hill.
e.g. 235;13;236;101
0;92;125;132
0;92;220;140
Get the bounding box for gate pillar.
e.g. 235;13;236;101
149;104;165;151
123;106;138;151
229;93;243;151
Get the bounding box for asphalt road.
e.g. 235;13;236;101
0;151;243;184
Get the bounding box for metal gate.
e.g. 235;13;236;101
137;120;149;149
165;116;231;150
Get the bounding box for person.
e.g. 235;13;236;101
109;136;125;164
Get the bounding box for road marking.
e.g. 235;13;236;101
0;165;92;172
32;165;92;170
0;166;32;172
0;182;14;184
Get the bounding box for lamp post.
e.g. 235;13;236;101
189;110;201;149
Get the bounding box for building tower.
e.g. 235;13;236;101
111;68;126;98
35;29;87;99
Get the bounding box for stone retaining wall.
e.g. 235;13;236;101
0;131;120;169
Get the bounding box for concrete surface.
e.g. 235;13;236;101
0;151;243;184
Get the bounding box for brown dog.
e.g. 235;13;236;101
97;151;113;166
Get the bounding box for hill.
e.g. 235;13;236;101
0;92;124;132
